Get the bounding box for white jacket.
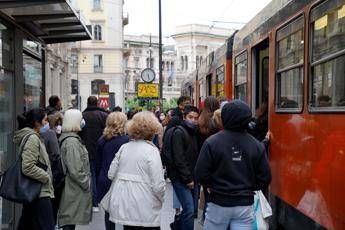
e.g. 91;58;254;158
108;140;166;227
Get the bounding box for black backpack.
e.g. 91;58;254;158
161;126;189;167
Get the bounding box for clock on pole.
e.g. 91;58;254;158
141;68;155;83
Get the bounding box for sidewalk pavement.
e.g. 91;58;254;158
77;182;203;230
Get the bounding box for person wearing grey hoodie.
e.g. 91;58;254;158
15;108;55;230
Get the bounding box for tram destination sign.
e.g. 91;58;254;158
137;83;159;99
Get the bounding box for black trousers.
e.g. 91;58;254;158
104;212;116;230
62;225;75;230
123;226;160;230
17;197;55;230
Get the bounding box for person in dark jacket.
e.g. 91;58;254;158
96;112;129;230
168;105;199;230
166;95;191;130
40;112;64;224
80;96;108;210
195;100;271;230
46;95;62;115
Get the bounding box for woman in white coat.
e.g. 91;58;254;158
108;111;166;230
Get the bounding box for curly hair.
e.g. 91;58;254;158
126;111;161;141
103;112;127;140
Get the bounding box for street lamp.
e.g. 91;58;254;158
158;0;163;110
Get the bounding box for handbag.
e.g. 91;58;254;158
253;190;272;230
0;133;47;203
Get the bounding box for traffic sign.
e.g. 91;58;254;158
99;84;109;95
98;97;109;109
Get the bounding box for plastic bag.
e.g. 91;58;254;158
253;190;272;230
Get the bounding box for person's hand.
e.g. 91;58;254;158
187;181;194;189
265;131;272;141
207;188;211;194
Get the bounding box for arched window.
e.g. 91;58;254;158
94;25;102;40
185;56;188;70
200;56;203;66
166;61;170;71
181;56;184;70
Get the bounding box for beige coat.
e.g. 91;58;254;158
58;132;92;227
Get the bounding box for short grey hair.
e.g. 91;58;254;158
62;109;82;133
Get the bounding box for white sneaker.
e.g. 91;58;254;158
92;207;100;213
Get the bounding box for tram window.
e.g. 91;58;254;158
216;65;225;96
276;16;304;111
235;52;247;102
310;1;345;110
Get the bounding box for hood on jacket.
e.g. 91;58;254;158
221;100;252;132
181;120;198;135
14;127;37;145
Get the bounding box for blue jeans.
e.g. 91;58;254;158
171;181;199;230
89;159;98;207
173;188;181;209
204;203;254;230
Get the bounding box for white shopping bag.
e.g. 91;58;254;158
253;191;272;230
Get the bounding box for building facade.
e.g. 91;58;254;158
70;0;127;110
0;1;91;229
45;43;71;108
123;24;234;107
123;35;179;106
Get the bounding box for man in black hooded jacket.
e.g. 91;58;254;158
195;100;271;230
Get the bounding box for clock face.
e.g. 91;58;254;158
141;68;155;83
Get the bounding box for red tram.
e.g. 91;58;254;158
183;0;345;228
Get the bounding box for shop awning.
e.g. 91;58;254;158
0;0;92;44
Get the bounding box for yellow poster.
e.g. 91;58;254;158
137;83;159;98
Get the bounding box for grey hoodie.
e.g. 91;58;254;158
14;128;54;198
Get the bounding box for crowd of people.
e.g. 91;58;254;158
11;94;272;230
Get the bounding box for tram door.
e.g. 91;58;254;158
251;39;269;140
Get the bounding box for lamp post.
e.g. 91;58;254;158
158;0;163;110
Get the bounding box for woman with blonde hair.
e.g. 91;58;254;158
108;111;166;229
96;112;129;230
58;109;92;230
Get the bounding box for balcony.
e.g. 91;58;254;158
94;66;103;73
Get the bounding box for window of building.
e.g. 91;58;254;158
70;54;78;74
235;52;248;102
124;58;128;69
134;57;139;68
23;53;43;110
162;61;165;71
146;58;149;68
171;61;174;71
91;79;105;95
196;56;199;69
216;65;225;96
200;56;203;66
310;0;345;110
181;56;184;70
94;25;102;40
185;56;188;70
276;16;304;111
94;54;103;73
93;0;101;10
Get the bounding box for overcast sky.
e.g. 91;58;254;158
123;0;272;36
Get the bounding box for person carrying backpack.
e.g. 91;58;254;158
164;105;200;230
